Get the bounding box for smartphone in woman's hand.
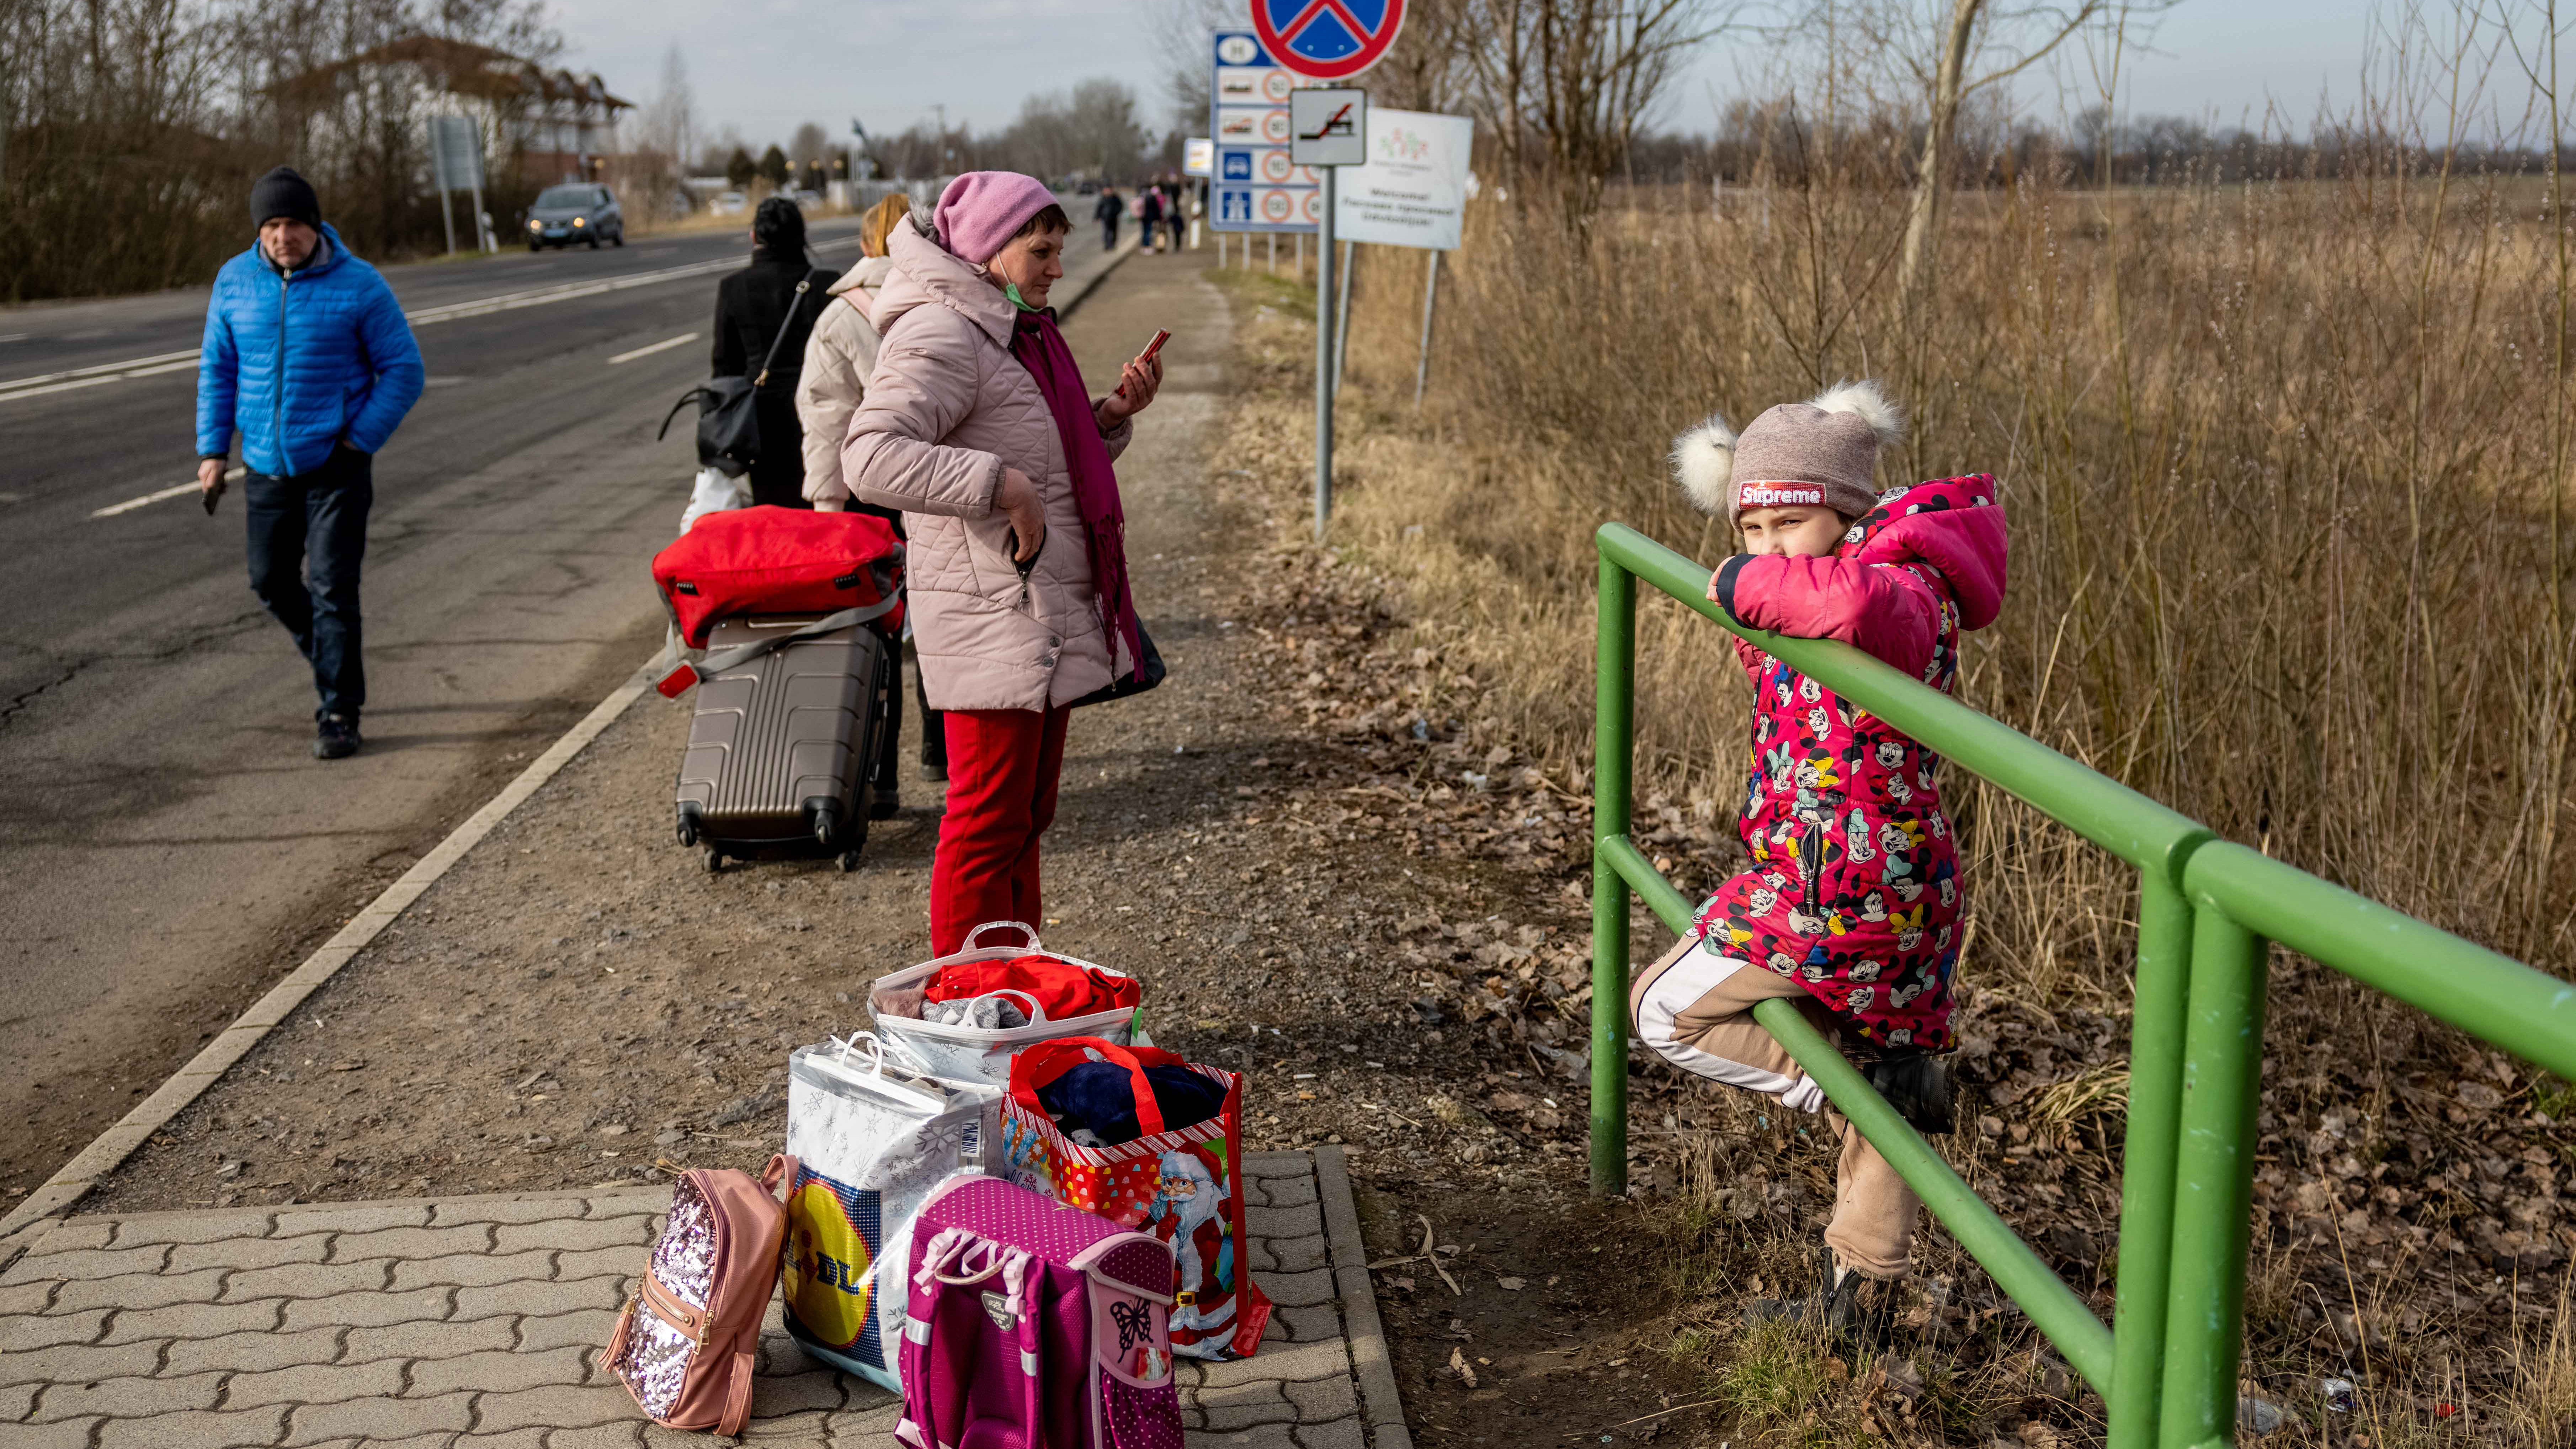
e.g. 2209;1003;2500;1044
1118;330;1171;401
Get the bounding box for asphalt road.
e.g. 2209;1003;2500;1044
0;208;1114;1215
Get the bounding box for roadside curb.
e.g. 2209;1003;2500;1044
0;663;659;1240
1317;1143;1414;1449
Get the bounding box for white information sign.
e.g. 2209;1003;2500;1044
1184;137;1215;177
1332;107;1473;251
1210;30;1315;233
1289;88;1367;168
427;115;483;190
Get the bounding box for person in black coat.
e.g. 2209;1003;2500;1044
712;197;839;509
1093;187;1122;250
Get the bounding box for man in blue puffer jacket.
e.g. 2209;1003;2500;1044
196;167;425;759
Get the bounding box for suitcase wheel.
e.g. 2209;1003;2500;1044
704;847;724;874
676;819;698;847
837;848;862;872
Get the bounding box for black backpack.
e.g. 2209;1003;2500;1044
657;268;824;477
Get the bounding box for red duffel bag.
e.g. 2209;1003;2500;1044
652;505;905;647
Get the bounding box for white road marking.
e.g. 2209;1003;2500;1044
0;334;28;344
607;332;698;365
0;237;859;407
120;359;199;379
4;375;124;401
92;466;245;518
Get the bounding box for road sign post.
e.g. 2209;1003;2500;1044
427;116;488;256
1290;86;1366;539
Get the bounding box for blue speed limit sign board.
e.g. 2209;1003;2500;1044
1251;0;1406;80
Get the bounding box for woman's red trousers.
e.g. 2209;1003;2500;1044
930;705;1071;955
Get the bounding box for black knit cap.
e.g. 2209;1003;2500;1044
250;166;321;229
752;195;806;254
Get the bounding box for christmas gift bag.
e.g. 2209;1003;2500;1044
997;1037;1270;1361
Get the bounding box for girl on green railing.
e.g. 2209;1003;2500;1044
1628;380;2010;1337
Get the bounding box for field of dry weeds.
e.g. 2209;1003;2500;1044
1203;138;2576;1445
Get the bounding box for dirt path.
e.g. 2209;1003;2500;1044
83;248;1698;1445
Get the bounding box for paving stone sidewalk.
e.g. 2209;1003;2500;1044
0;1150;1405;1449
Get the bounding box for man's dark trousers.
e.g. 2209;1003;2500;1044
244;445;371;721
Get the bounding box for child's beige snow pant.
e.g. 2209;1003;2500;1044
1630;933;1921;1280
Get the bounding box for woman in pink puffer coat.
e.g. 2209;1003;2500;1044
1630;380;2007;1328
843;174;1161;954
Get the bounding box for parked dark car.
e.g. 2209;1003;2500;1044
525;184;623;250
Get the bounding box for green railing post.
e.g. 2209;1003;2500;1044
2159;907;2270;1449
2108;871;2199;1449
1590;554;1637;1196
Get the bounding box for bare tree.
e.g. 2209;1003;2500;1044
1838;0;2173;303
1458;0;1749;218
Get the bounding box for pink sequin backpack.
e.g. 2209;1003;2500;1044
606;1155;797;1435
896;1174;1184;1449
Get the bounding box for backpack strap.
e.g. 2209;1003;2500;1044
718;1348;756;1435
752;269;827;389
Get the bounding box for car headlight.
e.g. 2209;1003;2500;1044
572;217;586;227
528;219;541;230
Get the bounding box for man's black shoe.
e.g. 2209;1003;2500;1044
1866;1052;1956;1135
314;714;361;760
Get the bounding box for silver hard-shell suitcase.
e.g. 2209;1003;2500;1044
674;613;894;872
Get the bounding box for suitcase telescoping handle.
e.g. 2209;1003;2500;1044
655;599;896;699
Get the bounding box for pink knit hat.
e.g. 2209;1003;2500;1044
931;171;1060;265
1671;380;1906;526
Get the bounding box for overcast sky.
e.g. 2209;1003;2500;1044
544;1;2397;151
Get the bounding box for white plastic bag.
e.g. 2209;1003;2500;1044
778;1033;1000;1394
867;921;1147;1085
678;466;750;535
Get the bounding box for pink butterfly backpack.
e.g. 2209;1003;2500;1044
895;1174;1183;1449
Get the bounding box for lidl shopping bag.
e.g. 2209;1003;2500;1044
779;1034;1002;1392
997;1037;1271;1361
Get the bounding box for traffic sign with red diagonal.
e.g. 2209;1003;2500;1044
1253;0;1406;81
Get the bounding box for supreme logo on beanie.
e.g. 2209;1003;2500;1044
1671;380;1906;525
249;166;321;230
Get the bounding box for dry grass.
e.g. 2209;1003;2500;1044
1204;92;2576;1441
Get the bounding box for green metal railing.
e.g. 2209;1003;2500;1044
1589;522;2576;1449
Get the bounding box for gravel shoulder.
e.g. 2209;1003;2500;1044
81;248;1690;1445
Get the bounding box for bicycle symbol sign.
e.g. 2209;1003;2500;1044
1251;0;1406;80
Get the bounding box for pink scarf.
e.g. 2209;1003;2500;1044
1009;310;1144;682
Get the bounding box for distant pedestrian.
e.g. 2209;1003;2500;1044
1093;186;1122;250
796;191;946;794
711;196;839;509
1139;187;1165;253
1632;381;2009;1341
1161;179;1187;250
195;166;424;760
845;172;1164;953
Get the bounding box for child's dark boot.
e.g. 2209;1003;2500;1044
1744;1251;1894;1352
1865;1051;1955;1135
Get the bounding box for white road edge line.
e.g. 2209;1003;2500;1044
607;331;698;365
91;466;245;518
0;238;860;403
0;656;660;1241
